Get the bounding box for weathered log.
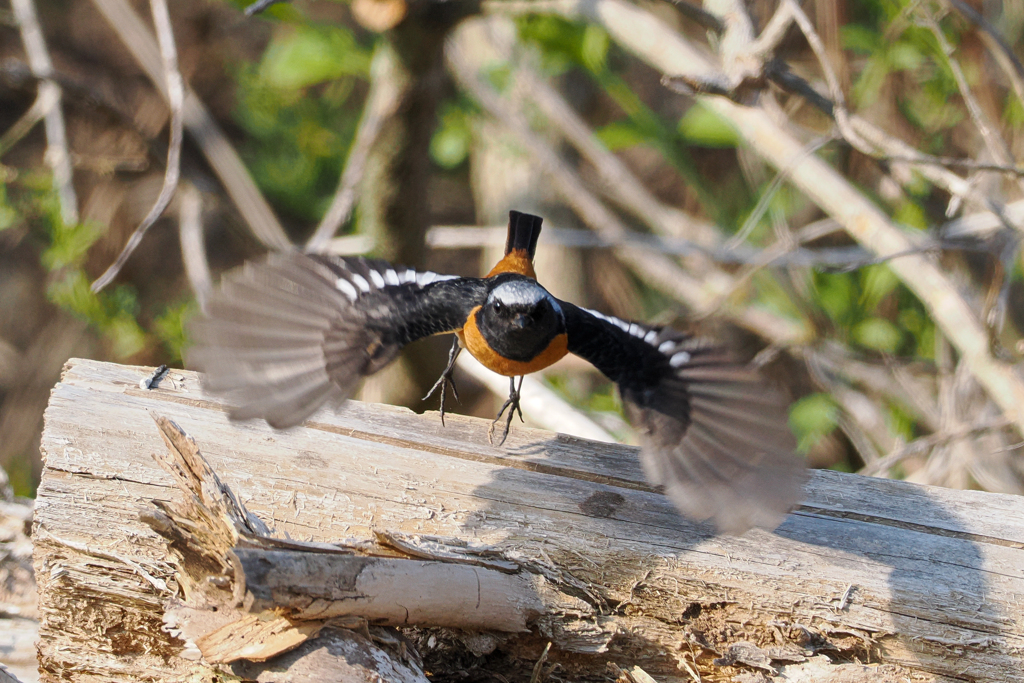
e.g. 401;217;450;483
33;358;1024;681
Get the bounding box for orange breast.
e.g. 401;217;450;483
459;306;568;377
486;249;536;279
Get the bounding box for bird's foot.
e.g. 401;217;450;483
424;336;462;425
488;376;524;447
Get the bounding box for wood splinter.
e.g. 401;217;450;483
145;415;585;672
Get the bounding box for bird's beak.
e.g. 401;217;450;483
513;313;528;328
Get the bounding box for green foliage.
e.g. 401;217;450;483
153;300;197;365
259;25;370;89
677;103;739;148
515;14;745;227
810;260;933;358
844;1;967;144
852;317;903;353
431;101;474;169
595;121;647;151
789;392;839;453
233;20;371;223
47;271;147;358
3;171;149;359
0;183;18;231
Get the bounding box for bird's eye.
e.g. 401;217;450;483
493;300;503;312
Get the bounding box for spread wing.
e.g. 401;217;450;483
188;252;487;429
562;303;806;533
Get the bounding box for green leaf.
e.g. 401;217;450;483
814;271;855;324
107;314;148;358
259;25;369;90
840;25;879;53
47;270;148;359
41;219;105;271
430;105;472;169
852;317;903;352
0;185;18;231
858;264;899;312
893;200;927;229
580;25;609;73
595;121;645;151
789;393;839;453
153;300;198;364
677;103;739;148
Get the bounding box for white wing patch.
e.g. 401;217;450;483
326;256;460;303
414;271;459;287
669;351;692;368
335;278;358;302
350;273;371;293
585;307;693;369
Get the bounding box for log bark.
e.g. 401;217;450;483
33;358;1024;681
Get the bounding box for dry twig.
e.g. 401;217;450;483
89;0;290;251
491;0;1024;436
91;0;183;292
305;45;401;253
449;23;808;346
11;0;78;225
177;182;211;311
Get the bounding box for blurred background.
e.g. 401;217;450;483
1;0;1024;503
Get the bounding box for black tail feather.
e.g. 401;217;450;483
505;210;543;259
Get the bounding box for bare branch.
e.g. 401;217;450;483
177;182;211;311
448;24;809;345
860;418;1010;478
919;8;1019;184
90;0;291;251
305;46;401;253
512;64;722;247
0;87;52;157
946;0;1024;110
91;0;183;293
11;0;78;225
491;0;1024;436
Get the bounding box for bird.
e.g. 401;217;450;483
188;210;806;533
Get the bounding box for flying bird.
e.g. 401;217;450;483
189;210;806;532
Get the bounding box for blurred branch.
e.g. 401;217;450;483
91;0;183;293
244;0;289;15
90;0;291;251
425;222;905;270
448;25;809;345
178;182;211;311
945;0;1024;116
512;64;722;248
942;199;1024;238
860;418;1010;478
488;0;1024;436
0;87;52;157
11;0;78;225
306;46;401;253
919;8;1019;188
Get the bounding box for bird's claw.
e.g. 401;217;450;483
425;336;462;425
488;376;524;446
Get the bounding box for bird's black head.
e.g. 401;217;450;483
477;277;565;362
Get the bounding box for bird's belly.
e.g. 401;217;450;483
458;322;568;377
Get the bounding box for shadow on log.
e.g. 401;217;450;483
31;359;1024;681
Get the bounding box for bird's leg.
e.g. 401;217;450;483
423;336;462;425
488;375;524;446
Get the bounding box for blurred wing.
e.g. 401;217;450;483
188;252;487;429
562;303;806;533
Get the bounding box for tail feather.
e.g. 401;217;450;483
505;210;543;259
